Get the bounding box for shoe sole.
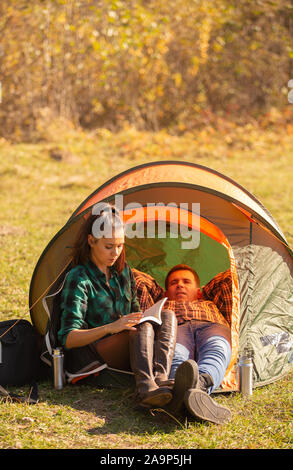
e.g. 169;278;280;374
184;389;231;425
168;360;199;413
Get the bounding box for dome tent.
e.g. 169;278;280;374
29;161;293;391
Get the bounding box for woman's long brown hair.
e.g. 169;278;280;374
71;208;125;274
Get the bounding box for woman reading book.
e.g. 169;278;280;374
57;203;177;407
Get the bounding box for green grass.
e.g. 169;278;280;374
0;123;292;449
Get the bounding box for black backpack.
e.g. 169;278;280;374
0;319;40;402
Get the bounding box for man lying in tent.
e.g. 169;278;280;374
133;265;232;425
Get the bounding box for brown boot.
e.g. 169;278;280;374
153;310;177;387
129;321;172;408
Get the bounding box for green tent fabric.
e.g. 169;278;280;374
126;227;230;288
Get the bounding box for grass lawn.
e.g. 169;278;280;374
0;123;292;449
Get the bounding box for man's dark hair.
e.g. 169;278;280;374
165;264;200;289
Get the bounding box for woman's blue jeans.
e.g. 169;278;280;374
169;320;231;393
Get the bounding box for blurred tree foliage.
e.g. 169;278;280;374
0;0;293;140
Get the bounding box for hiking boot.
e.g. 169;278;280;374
184;388;232;425
198;372;214;393
167;360;199;414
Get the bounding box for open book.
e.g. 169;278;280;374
138;297;168;326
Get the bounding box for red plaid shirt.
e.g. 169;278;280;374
132;268;232;328
201;269;233;326
132;268;165;310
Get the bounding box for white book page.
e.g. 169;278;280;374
139;297;168;323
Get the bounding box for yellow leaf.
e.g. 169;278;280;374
173;73;182;87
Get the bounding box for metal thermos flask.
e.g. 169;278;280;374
53;348;64;390
239;354;253;396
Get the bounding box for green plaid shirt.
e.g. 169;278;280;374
58;260;140;347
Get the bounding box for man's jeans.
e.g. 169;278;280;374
169;320;231;393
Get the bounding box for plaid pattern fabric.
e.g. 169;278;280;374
132;268;165;310
133;268;232;328
58;260;140;347
164;299;230;328
201;269;232;326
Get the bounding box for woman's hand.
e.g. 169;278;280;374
108;312;143;334
65;312;143;349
